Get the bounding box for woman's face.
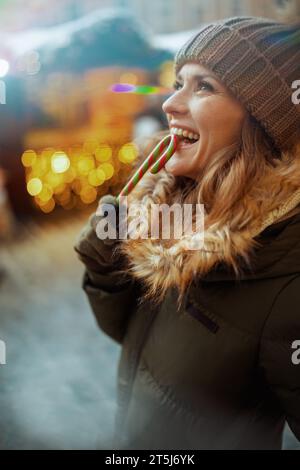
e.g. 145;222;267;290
162;62;246;179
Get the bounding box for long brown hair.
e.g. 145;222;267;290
133;112;284;232
119;114;300;304
180;114;282;227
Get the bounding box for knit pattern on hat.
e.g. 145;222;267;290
174;16;300;151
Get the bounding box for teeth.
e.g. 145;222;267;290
171;127;199;141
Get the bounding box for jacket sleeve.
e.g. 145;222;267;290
74;212;140;345
258;275;300;441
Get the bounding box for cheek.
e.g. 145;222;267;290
192;98;245;139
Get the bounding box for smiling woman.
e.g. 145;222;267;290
75;16;300;450
162;62;246;179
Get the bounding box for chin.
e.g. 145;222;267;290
165;157;188;177
166;166;187;177
165;162;193;179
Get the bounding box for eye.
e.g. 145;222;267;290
172;80;183;91
196;80;214;93
172;79;215;93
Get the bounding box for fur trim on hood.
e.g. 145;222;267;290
119;142;300;306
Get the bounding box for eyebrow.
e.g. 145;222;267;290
177;73;220;84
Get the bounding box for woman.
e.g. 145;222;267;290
74;16;300;450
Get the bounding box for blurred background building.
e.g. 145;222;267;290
0;0;282;34
0;0;291;219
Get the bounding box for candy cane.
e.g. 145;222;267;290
116;134;178;203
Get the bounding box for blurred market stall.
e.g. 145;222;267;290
0;9;176;216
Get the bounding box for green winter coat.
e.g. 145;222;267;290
74;205;300;450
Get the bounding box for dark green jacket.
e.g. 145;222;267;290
74;211;300;450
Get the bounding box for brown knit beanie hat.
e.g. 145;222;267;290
174;16;300;152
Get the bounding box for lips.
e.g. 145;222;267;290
177;138;199;150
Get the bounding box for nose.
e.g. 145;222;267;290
162;89;189;116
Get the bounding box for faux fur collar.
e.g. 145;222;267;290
119;143;300;304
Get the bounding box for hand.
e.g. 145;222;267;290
74;194;123;269
93;194;120;246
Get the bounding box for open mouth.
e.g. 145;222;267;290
170;127;200;148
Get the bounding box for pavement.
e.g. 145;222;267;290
0;213;120;449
